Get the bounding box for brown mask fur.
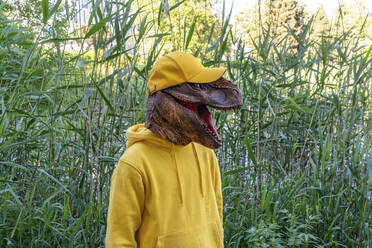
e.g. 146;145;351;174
145;77;242;149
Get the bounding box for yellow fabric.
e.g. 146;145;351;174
106;124;224;248
147;52;226;95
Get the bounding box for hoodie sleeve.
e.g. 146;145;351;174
212;153;223;223
106;160;145;248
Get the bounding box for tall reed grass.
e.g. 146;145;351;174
0;0;371;247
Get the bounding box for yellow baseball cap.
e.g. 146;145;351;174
147;52;226;95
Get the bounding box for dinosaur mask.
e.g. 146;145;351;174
145;77;242;149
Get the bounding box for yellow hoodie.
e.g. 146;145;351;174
106;124;223;248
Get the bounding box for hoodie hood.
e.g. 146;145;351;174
126;124;205;204
126;124;169;148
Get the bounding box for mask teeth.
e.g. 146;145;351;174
203;123;221;143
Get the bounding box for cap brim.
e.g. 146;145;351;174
188;67;226;83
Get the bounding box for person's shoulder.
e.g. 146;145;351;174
119;140;167;169
193;142;216;156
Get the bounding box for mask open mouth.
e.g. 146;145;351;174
147;79;242;149
177;99;221;144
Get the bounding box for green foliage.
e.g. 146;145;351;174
220;20;372;246
10;0;70;37
235;0;372;50
159;0;222;53
0;0;371;247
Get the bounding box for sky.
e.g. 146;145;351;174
222;0;372;23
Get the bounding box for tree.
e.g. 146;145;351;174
233;0;309;49
10;0;71;38
235;4;261;45
158;0;224;54
263;0;308;48
132;0;224;59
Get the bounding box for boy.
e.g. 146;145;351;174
106;52;242;247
